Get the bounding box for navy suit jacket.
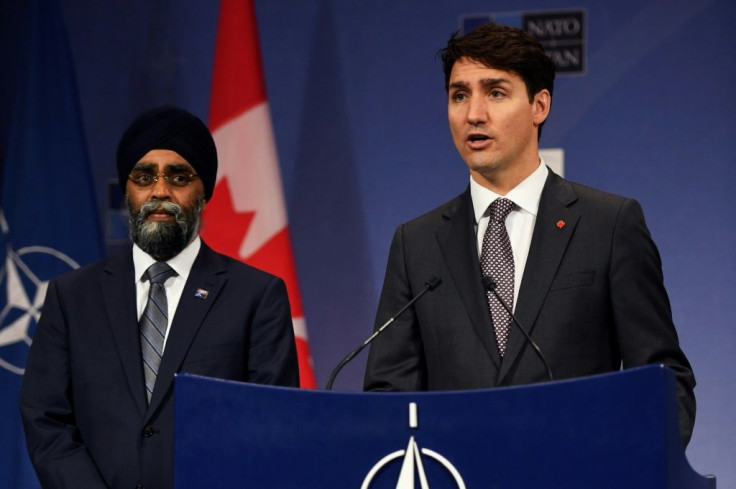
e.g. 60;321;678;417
364;170;696;445
20;242;299;489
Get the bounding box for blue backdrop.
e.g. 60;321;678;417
1;0;733;487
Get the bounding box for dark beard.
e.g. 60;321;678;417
127;197;203;261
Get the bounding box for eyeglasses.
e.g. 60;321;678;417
128;171;200;188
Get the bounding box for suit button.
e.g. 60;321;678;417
142;425;154;437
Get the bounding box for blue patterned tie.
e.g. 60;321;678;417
480;198;516;356
140;262;177;402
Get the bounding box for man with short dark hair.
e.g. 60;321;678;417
363;23;696;446
20;106;299;488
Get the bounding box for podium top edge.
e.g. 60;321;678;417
175;364;673;395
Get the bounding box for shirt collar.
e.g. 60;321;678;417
470;160;549;224
133;235;201;283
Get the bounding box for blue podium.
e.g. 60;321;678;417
174;365;714;488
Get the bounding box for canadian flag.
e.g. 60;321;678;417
203;0;316;388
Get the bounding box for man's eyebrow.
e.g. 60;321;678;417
131;162;193;172
131;162;156;171
165;163;194;172
448;78;511;90
448;81;469;91
480;77;511;87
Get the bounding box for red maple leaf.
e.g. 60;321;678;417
200;178;254;260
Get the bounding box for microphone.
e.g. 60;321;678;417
482;276;554;382
325;276;442;390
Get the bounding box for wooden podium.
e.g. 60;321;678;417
174;365;714;488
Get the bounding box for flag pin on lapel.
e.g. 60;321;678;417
556;220;566;229
194;288;209;300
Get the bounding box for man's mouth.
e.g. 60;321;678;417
467;133;492;148
144;206;175;220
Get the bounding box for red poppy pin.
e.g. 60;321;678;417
556;220;566;229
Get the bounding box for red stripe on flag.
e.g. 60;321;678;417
245;227;304;316
295;338;316;389
209;0;266;132
207;0;317;388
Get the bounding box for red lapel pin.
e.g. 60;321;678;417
556;220;566;229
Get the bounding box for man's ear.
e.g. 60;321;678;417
532;89;551;126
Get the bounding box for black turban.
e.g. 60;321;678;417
116;105;218;201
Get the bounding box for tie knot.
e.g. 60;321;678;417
145;262;177;284
488;198;515;222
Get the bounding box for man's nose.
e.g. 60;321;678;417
466;97;488;125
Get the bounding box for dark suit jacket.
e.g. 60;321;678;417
364;170;696;445
19;242;299;489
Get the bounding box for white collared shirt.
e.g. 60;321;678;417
470;161;549;310
133;236;201;351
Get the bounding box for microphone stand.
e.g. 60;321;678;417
325;276;441;390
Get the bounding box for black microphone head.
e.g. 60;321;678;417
425;276;441;290
482;276;496;291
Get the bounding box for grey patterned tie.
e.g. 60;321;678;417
140;262;177;402
480;198;516;356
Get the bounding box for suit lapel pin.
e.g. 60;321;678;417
556;220;566;229
194;288;209;300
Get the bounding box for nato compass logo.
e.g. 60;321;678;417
361;403;466;489
0;210;79;374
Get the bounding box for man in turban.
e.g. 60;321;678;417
20;106;299;489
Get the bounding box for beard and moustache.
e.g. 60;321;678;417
127;196;204;261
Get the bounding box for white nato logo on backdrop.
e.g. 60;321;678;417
0;210;79;374
361;403;466;489
459;9;586;75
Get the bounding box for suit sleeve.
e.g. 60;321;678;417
610;198;696;446
18;279;108;488
363;224;428;391
247;276;300;387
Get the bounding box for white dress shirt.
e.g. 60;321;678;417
470;161;548;311
133;236;201;350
